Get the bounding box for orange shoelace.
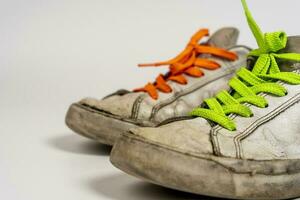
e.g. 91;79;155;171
134;29;238;100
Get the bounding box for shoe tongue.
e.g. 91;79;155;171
278;36;300;71
281;36;300;54
246;36;300;72
249;36;300;72
207;27;239;49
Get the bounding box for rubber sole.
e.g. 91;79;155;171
110;132;300;199
65;103;138;145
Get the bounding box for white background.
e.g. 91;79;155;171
1;0;300;199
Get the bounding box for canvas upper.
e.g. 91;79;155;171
79;27;250;126
127;4;300;161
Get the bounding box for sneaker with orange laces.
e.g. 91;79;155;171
65;27;250;145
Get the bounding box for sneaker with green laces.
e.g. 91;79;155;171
110;1;300;199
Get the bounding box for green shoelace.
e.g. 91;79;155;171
190;0;300;131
